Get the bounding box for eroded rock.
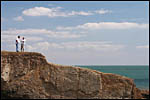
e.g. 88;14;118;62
1;51;146;99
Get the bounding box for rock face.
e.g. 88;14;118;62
140;90;149;99
1;51;146;99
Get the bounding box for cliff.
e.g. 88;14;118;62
1;51;147;99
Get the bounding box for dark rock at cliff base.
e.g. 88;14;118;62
1;51;146;99
140;90;149;99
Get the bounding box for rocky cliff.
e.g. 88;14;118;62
1;51;148;99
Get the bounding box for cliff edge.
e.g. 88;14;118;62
1;51;147;99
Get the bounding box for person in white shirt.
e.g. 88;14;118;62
21;37;26;52
16;36;20;52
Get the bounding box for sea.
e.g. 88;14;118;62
73;65;149;90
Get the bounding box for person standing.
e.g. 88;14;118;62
21;37;26;52
16;36;20;52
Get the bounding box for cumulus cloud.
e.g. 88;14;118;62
57;22;149;30
22;7;111;17
2;28;53;35
23;7;63;17
22;7;90;17
48;31;85;38
1;34;43;45
13;16;24;21
26;37;43;42
1;28;84;52
1;35;16;43
1;28;84;39
29;41;125;52
95;9;112;14
68;11;93;16
136;45;149;49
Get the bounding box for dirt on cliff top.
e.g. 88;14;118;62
1;51;45;57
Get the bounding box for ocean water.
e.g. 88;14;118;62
73;65;149;90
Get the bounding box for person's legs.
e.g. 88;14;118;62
16;44;17;52
23;44;24;52
21;44;23;52
16;43;18;52
21;45;22;52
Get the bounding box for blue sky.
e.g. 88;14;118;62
1;1;149;65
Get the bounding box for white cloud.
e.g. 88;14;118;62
1;28;52;35
29;41;125;52
22;7;111;17
1;28;84;39
48;31;85;38
25;36;43;42
23;7;52;16
136;45;149;49
26;45;35;52
1;35;16;43
60;41;125;51
95;9;112;14
1;34;43;44
13;16;24;21
57;22;149;31
68;11;93;16
79;22;149;30
22;6;87;17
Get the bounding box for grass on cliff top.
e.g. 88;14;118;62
1;51;44;57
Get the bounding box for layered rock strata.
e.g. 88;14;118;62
1;51;147;99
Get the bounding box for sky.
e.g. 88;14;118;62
1;1;149;65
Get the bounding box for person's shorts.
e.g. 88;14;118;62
21;44;24;48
